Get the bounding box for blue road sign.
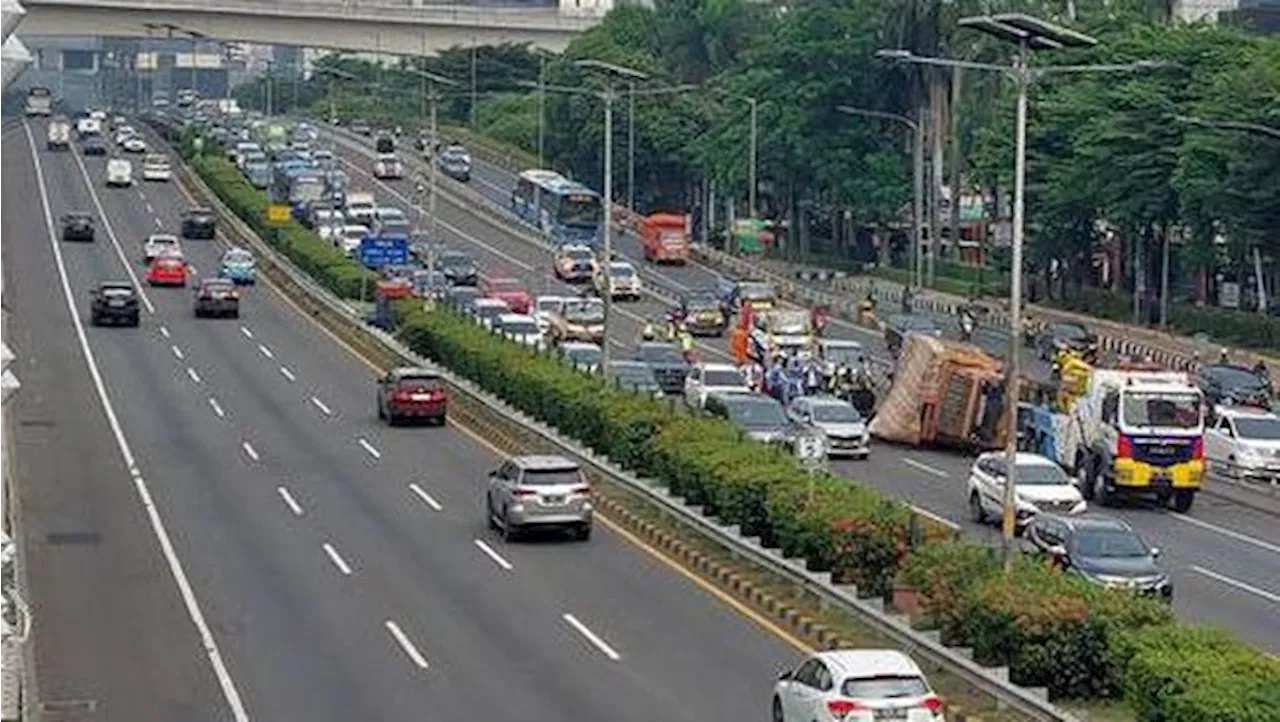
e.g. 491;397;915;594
359;235;409;269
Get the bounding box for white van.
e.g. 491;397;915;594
344;192;377;226
106;158;134;187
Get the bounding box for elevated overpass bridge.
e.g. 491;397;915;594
18;0;604;54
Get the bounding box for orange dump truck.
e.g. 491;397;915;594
638;212;690;264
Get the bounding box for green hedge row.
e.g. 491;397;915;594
174;125;1278;716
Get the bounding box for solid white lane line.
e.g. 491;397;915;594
911;505;962;531
64;142;157;314
257;344;274;359
241;442;260;462
310;396;333;416
384;620;430;670
408;483;443;511
22;121;251;721
279;366;296;382
357;438;381;460
186;367;202;384
1174;515;1280;556
1190;566;1280;604
240;326;254;339
277;486;304;517
322;542;353;576
159;325;170;339
903;458;950;479
171;344;184;360
207;397;225;418
473;539;514;571
562;613;621;661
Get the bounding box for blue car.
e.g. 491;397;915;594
219;247;256;284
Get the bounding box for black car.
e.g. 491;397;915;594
181;207;217;240
632;342;690;394
375;134;395;153
60;213;96;242
437;250;479;286
883;314;942;359
1034;321;1099;362
1026;514;1172;602
444;284;481;311
676;291;728;336
89;282;140;326
82;136;106;156
192;278;240;318
1196;363;1272;409
350;119;372;136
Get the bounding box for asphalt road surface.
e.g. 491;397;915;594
5;120;809;721
324;125;1280;653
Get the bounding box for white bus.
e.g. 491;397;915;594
25;87;54;117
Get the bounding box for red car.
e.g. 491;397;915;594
146;255;188;286
376;367;448;425
480;276;532;314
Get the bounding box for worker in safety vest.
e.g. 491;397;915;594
679;328;696;363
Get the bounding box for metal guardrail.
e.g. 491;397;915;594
164;128;1084;722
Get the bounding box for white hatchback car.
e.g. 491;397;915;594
773;649;944;722
1204;405;1280;483
966;451;1085;530
787;395;870;459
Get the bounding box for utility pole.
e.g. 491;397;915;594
470;39;478;128
537;52;547;167
627;80;636;210
748;96;758;219
949;65;964;291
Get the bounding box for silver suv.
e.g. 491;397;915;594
486;455;593;541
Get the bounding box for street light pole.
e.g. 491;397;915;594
537;52;547;167
748;96;758;219
405;67;459;291
627;79;636;210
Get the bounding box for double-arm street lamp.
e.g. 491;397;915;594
879;13;1167;572
837;105;924;290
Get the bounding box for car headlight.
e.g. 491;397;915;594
1239;446;1264;459
1070;499;1088;515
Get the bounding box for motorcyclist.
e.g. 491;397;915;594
958;304;977;342
641;320;657;342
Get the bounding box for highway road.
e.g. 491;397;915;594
322;126;1280;652
6;120;806;721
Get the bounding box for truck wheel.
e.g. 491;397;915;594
1171;489;1195;513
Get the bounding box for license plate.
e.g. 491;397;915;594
543;495;565;505
410;394;432;402
874;709;907;720
108;300;125;307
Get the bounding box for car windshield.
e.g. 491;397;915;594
1122;392;1201;429
395;375;442;392
440;253;472;268
811;403;862;423
521;468;581;486
738;282;775;300
477;304;507;318
1209;366;1269;392
536;299;564;314
1234;416;1280;440
609;265;634;278
150;236;177;245
1073;528;1149;558
1052;323;1091;341
144;155;167;165
723;397;787;429
703;369;746;387
611;364;653;384
564;248;593;262
841;675;929;700
822;345;863;365
1016;462;1069;485
565;346;601;365
564;300;604;323
101;287;134;298
503;321;538;335
224;251;252;264
686;294;719;310
637;344;683;364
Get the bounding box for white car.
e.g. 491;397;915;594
106;158;134;187
684;362;750;409
141;154;171;181
114;127;136;145
338;225;370;257
533;295;567;335
497;314;545;349
787;395;870;459
1205;406;1280;483
966;451;1085;529
121;136;147;154
595;261;641;300
472;298;511;331
142;233;181;263
558;342;602;374
372;153;404;179
816;338;865;376
773;649;944;722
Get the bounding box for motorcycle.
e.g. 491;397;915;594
959;309;976;342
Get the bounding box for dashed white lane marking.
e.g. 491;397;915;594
277;486;304;517
240;326;254;339
159;325;170;339
1173;515;1280;556
1190;566;1280;604
145;201;155;214
322;542;354;576
22;121;250;721
357;438;381;460
279;366;296;382
562;613;621;661
207;397;225;418
241;441;260;462
903;458;950;479
473;539;514;571
171;344;184;360
384;620;430;670
186;367;202;384
257;344;274;359
310;396;333;416
154;217;163;229
408;483;443;511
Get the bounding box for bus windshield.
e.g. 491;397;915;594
558;195;600;226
